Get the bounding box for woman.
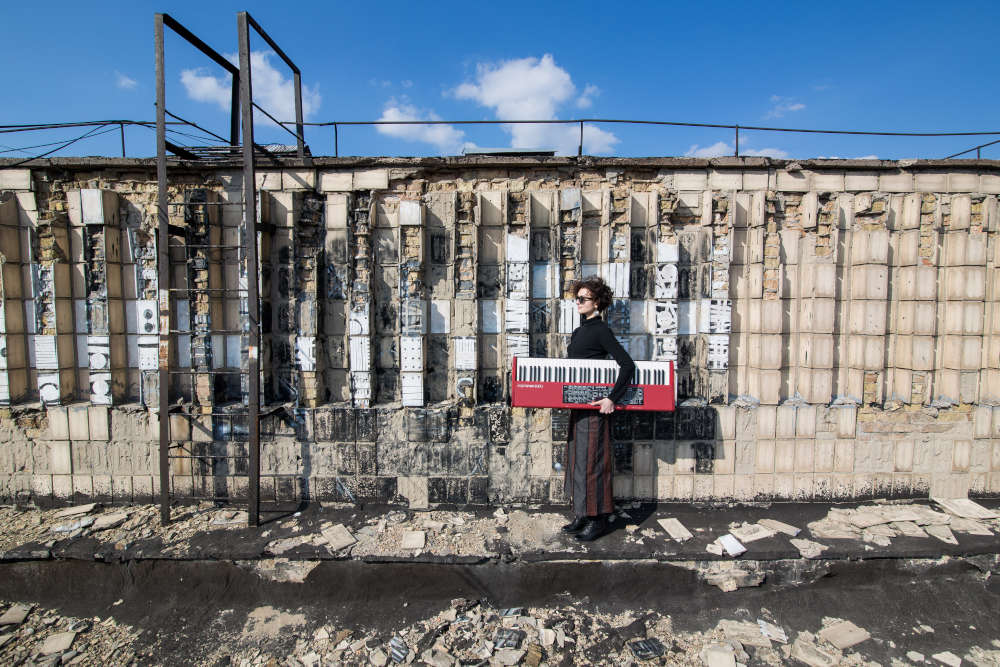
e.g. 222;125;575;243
562;276;636;542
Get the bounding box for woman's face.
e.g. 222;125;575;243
576;287;599;319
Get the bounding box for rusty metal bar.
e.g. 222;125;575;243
120;123;125;157
578;121;583;157
293;71;304;158
154;13;171;526
735;125;740;157
238;11;262;528
334;123;338;157
242;11;305;157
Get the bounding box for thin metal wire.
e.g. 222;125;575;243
0;126;121;155
251;102;305;143
2;124;113;168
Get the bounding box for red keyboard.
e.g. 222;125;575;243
511;358;675;411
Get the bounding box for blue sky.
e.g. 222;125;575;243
3;1;999;160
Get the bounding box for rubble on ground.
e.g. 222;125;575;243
0;600;142;666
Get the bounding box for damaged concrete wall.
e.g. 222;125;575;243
0;158;999;507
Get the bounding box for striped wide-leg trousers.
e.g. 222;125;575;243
565;410;614;518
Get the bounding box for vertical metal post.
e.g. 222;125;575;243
735;126;740;157
977;147;981;159
238;12;261;527
230;79;240;146
155;14;171;526
120;123;126;158
334;123;338;157
293;71;305;158
578;121;584;157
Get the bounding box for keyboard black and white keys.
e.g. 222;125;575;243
511;358;675;411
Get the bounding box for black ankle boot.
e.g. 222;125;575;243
561;516;588;533
574;516;607;542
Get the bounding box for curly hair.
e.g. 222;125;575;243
573;275;613;312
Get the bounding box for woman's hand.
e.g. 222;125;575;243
590;397;616;414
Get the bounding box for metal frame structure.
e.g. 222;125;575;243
155;11;305;527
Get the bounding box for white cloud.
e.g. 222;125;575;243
684;141;789;159
453;54;618;155
764;95;806;120
743;147;791;159
376;100;470;154
401;80;414;88
576;83;600;109
115;72;138;90
180;51;321;129
684;141;733;158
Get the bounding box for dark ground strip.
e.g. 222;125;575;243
1;556;997;665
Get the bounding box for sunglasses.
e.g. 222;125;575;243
575;296;594;304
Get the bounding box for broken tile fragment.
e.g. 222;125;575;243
818;620;871;649
0;604;31;625
931;650;962;667
39;631;76;655
932;498;999;520
758;619;788;644
657;517;693;542
729;523;776;543
791;637;840;667
790;538;827;559
891;521;928;538
321;524;357;552
54;503;98;519
718;619;771;648
400;530;426;550
757;518;800;536
948;517;993;535
718;534;746;557
924;524;958;545
494;648;525;666
92;512;130;531
700;642;736;667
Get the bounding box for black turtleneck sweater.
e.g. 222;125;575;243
567;315;636;404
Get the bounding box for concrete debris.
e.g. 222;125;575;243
267;536;310;555
718;619;771;648
92;511;130;532
790;538;828;559
933;498;999;520
51;517;95;533
494;648;526;665
790;635;842;667
657;517;694;542
53;504;99;519
728;522;776;543
700;642;737;667
321;524;357;552
420;648;455;666
817;619;871;649
38;631;76;655
717;534;747;557
925;525;959;545
400;530;426;550
0;604;31;625
892;521;929;538
907;650;926;662
932;650;963;667
703;568;764;592
758;620;788;644
211;511;248;526
757;518;801;537
949;518;993;535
